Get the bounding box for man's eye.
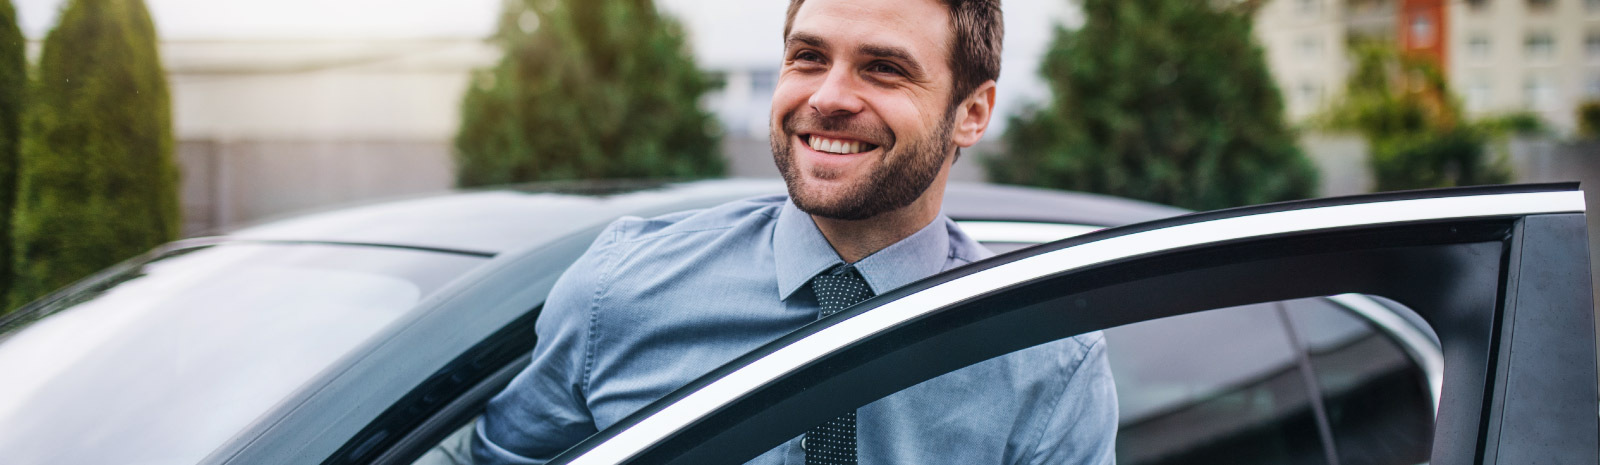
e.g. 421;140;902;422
793;51;823;63
867;62;904;76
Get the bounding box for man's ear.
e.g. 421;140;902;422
950;80;996;148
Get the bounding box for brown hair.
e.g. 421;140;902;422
783;0;1003;108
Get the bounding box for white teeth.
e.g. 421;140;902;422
810;136;869;154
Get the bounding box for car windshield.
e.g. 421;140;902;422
0;242;484;465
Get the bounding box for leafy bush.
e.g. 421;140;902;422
1477;111;1548;137
1579;101;1600;140
988;0;1317;210
1321;43;1510;191
8;0;179;310
454;0;723;187
1371;128;1508;190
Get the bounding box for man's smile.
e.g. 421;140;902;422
801;134;881;155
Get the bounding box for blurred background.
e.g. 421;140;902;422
0;0;1597;312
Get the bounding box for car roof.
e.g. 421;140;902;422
228;179;1187;255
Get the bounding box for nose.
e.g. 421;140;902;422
807;66;864;117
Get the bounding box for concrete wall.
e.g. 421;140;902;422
178;139;454;236
177;134;995;236
177;134;1588;237
1302;134;1375;197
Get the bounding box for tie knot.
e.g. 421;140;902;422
811;266;875;318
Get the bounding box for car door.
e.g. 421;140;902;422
546;183;1596;465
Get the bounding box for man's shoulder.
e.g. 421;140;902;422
603;193;788;246
548;193;788;315
943;217;995;266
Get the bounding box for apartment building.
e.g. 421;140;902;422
1255;0;1398;121
1258;0;1600;133
1452;0;1600;131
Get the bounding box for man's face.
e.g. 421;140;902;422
771;0;959;221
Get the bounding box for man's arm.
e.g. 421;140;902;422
472;223;626;465
1030;331;1118;465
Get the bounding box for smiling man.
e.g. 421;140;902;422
472;0;1117;463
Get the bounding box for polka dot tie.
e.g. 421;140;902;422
805;266;874;465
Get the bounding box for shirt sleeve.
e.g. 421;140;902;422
472;221;628;465
1030;331;1119;465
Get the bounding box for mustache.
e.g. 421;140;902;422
782;111;894;147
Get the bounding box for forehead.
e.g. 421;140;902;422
789;0;952;64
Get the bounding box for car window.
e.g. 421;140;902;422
1107;302;1331;465
741;299;1345;464
1283;298;1433;465
0;243;485;465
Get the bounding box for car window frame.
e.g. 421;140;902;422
545;184;1595;465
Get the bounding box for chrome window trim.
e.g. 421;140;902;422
966;222;1448;416
1328;293;1445;415
569;190;1584;465
955;221;1103;244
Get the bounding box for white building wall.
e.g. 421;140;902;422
1450;0;1600;133
1256;0;1354;122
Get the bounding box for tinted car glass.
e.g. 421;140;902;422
1284;298;1433;465
0;243;485;465
744;302;1334;464
1106;303;1329;465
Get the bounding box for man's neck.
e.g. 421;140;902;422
812;175;949;264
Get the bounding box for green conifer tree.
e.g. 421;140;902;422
8;0;178;310
989;0;1317;210
0;0;23;310
454;0;724;187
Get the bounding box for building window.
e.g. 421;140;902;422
1526;32;1556;61
1589;0;1600;14
1524;74;1557;110
1297;0;1322;16
1468;34;1492;61
1588;33;1600;63
1409;15;1437;47
1297;36;1324;60
749;70;776;95
1467;75;1493;113
1297;81;1323;108
1529;0;1554;11
1588;74;1600;98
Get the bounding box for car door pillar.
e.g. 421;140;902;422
1475;214;1598;465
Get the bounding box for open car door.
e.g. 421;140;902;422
549;184;1595;465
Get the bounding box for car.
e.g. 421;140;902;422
0;180;1590;465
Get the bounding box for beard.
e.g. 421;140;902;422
770;109;953;221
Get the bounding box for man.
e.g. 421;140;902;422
472;0;1117;463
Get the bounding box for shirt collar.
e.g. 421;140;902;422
774;199;952;300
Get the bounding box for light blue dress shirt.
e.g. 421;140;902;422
473;195;1117;464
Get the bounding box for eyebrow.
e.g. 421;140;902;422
858;43;925;77
785;32;826;51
